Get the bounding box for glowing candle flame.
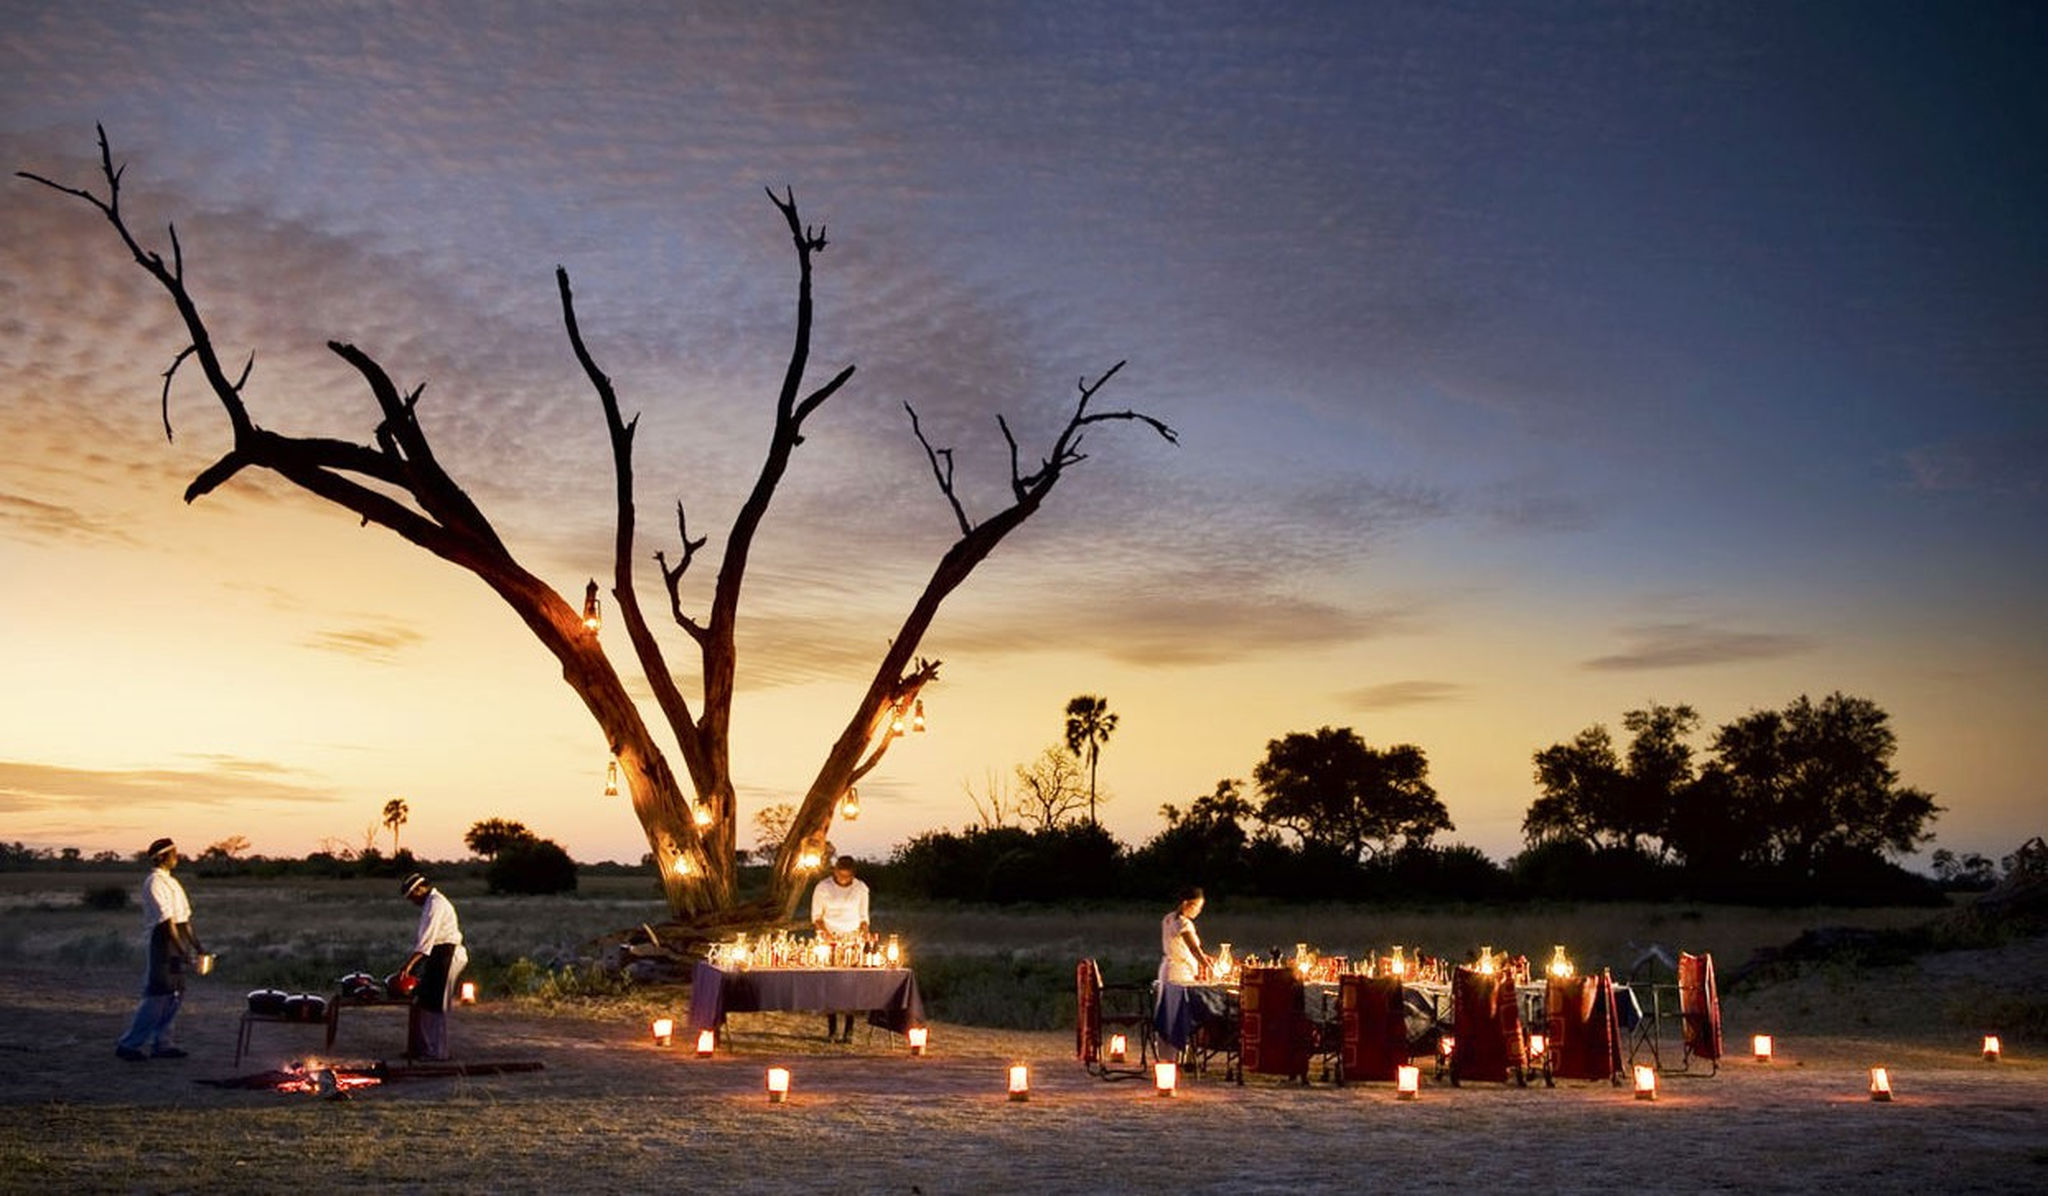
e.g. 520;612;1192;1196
1154;1061;1178;1096
1753;1034;1774;1062
1396;1065;1421;1100
1633;1065;1657;1100
908;1026;929;1056
1008;1063;1030;1101
767;1067;790;1103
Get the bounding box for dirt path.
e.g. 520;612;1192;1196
3;964;2043;1194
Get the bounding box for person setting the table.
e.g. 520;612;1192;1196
398;872;468;1062
1159;885;1215;985
810;855;870;1043
115;836;206;1062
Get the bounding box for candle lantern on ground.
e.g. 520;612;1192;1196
1983;1035;2002;1062
1528;1033;1547;1062
767;1067;791;1104
696;1029;715;1058
1753;1034;1773;1063
1633;1065;1658;1100
1154;1061;1178;1097
1396;1065;1421;1100
908;1027;929;1057
1008;1064;1030;1102
1869;1066;1894;1102
458;980;478;1005
651;1018;674;1047
1108;1033;1128;1064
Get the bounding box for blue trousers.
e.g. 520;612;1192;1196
117;989;183;1053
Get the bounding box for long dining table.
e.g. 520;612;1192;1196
688;961;926;1034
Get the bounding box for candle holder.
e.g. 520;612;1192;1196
1753;1034;1773;1063
1868;1066;1893;1102
1633;1065;1658;1101
908;1027;929;1057
1982;1034;2002;1062
1007;1063;1030;1102
650;1017;674;1047
696;1029;715;1058
1154;1061;1178;1097
767;1067;791;1104
1396;1065;1420;1100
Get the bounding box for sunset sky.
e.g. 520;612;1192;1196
2;1;2042;870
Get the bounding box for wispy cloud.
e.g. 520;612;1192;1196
0;491;139;547
303;621;426;664
1340;680;1470;710
1583;622;1815;672
0;756;340;815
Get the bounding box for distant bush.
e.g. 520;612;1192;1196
487;838;578;895
81;884;130;911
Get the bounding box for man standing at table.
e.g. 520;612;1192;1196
1159;885;1215;985
398;872;468;1062
115;837;205;1061
810;856;870;1042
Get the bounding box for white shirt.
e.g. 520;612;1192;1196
141;866;191;938
810;876;870;938
412;889;464;954
1160;909;1202;984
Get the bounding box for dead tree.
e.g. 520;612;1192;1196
21;127;1176;925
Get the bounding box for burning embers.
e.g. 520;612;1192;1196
276;1059;384;1098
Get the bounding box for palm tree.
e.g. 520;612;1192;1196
382;797;409;856
1063;694;1118;828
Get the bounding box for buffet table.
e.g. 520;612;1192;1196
688;961;925;1034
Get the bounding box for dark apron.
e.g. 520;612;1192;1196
145;921;188;997
414;942;457;1013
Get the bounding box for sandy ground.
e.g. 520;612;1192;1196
2;961;2044;1195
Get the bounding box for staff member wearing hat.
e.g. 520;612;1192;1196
398;872;467;1062
115;837;205;1061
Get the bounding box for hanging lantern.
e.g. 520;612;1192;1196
839;788;861;821
1008;1064;1031;1102
907;1026;929;1057
458;980;478;1005
797;849;823;870
766;1067;791;1104
672;856;694;877
1547;945;1574;979
1396;1065;1421;1100
1108;1033;1128;1064
1753;1034;1774;1063
912;699;927;732
692;802;713;828
696;1029;715;1058
1633;1065;1658;1101
604;758;619;797
651;1018;674;1047
1868;1066;1893;1102
1154;1061;1178;1097
1982;1035;2002;1062
890;705;907;736
581;579;602;633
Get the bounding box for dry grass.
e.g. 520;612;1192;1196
4;880;2046;1193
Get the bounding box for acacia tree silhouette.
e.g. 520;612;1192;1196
21;127;1176;924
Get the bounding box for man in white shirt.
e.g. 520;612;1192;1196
810;856;871;1043
399;872;468;1061
115;837;205;1061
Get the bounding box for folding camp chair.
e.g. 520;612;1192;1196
1545;968;1623;1085
1238;967;1315;1084
1076;958;1151;1080
1448;965;1529;1086
1338;973;1412;1086
1676;951;1723;1075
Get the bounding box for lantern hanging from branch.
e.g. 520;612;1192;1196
580;579;602;633
604;758;619;797
912;699;927;732
692;802;713;829
838;788;861;821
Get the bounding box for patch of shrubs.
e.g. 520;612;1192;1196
487;837;578;895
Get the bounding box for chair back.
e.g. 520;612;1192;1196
1677;952;1723;1062
1545;968;1623;1081
1075;958;1104;1063
1339;973;1410;1082
1449;965;1525;1083
1238;967;1311;1077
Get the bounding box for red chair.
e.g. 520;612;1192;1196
1338;974;1410;1085
1448;965;1528;1086
1545;968;1623;1084
1075;958;1149;1079
1238;967;1314;1083
1677;952;1723;1075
